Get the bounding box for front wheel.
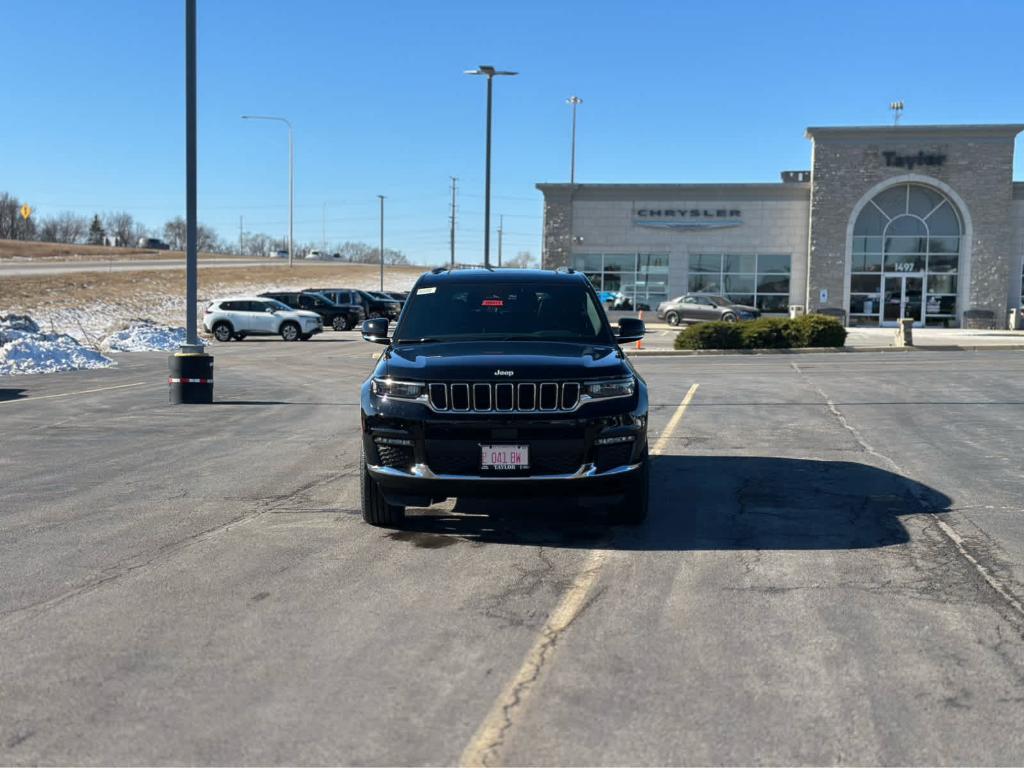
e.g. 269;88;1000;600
280;322;300;341
212;322;233;342
721;313;738;323
666;311;680;326
360;446;406;527
608;454;649;525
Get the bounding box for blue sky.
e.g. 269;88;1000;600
3;0;1024;263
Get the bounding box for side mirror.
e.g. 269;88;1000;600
616;317;645;344
265;307;275;313
362;317;390;344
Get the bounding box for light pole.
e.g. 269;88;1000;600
241;114;293;267
378;194;385;291
464;65;517;267
567;95;582;183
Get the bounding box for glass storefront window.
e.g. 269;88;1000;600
849;183;962;326
573;253;670;307
689;253;792;313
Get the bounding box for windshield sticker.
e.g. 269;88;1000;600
417;287;436;295
482;299;504;307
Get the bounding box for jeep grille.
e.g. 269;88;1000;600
427;382;581;413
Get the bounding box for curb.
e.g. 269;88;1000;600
626;345;1024;357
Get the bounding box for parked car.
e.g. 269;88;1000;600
203;296;323;342
137;237;170;250
259;290;364;331
307;288;402;319
304;249;326;260
271;249;289;259
357;268;648;528
656;295;761;325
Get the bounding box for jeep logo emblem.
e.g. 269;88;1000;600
494;370;514;377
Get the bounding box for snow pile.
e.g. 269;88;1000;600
0;314;114;376
100;320;198;353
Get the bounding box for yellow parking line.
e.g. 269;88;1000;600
458;382;700;767
0;381;148;406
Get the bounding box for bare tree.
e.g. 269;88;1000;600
163;217;186;250
504;250;536;269
0;192;36;240
103;211;136;247
38;211;89;244
197;224;222;253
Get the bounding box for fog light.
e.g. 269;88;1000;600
595;435;635;446
374;436;414;447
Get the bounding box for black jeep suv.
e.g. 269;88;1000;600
358;268;649;528
259;290;364;331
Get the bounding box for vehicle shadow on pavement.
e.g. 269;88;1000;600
398;456;949;551
0;387;27;401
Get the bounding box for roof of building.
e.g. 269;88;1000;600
806;124;1024;140
535;182;810;201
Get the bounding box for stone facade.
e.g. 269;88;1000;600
806;125;1023;326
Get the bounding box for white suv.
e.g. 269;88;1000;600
203;296;323;342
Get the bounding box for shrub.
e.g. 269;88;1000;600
674;321;744;350
738;318;791;349
786;314;847;348
673;314;847;350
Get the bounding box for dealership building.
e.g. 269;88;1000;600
538;124;1024;328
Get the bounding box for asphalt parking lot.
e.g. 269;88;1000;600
2;338;1024;765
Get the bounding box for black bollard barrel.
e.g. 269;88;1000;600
168;352;214;404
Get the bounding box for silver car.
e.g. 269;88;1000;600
656;295;760;326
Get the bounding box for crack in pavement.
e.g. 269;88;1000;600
789;360;1024;622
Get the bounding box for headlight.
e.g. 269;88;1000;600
583;377;635;401
371;378;426;401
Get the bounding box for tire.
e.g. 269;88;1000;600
369;311;382;319
608;452;649;525
666;311;680;326
212;322;233;342
299;333;312;341
360;446;406;527
280;322;301;341
332;315;351;331
721;313;738;323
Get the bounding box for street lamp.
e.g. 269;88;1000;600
567;95;583;183
378;195;385;291
464;64;517;268
241;114;293;267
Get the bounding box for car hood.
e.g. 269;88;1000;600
381;340;628;381
729;304;759;314
280;309;320;320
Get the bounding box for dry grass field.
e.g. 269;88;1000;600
2;262;427;340
0;238;254;262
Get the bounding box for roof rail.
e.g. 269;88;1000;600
430;266;450;274
555;266;576;274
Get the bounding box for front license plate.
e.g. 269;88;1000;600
480;444;529;471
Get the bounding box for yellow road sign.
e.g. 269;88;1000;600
20;204;31;220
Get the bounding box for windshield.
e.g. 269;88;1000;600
264;299;293;311
393;281;611;344
707;296;732;307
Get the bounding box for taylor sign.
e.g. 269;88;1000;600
634;207;742;230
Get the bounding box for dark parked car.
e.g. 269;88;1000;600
357;268;649;528
308;288;402;320
655;295;761;326
259;290;364;331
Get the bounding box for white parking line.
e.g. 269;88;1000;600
0;381;148;406
458;382;700;767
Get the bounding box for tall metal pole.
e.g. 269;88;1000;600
484;74;493;268
497;214;503;267
287;124;293;266
322;202;326;252
378;194;385;291
239;215;243;256
184;0;198;348
567;96;582;183
449;176;457;267
240;115;294;266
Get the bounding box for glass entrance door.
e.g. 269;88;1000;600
882;275;924;327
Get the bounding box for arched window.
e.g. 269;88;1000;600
849;184;961;326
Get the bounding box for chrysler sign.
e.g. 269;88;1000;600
634;207;742;230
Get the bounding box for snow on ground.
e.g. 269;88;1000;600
1;314;114;376
100;321;198;353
